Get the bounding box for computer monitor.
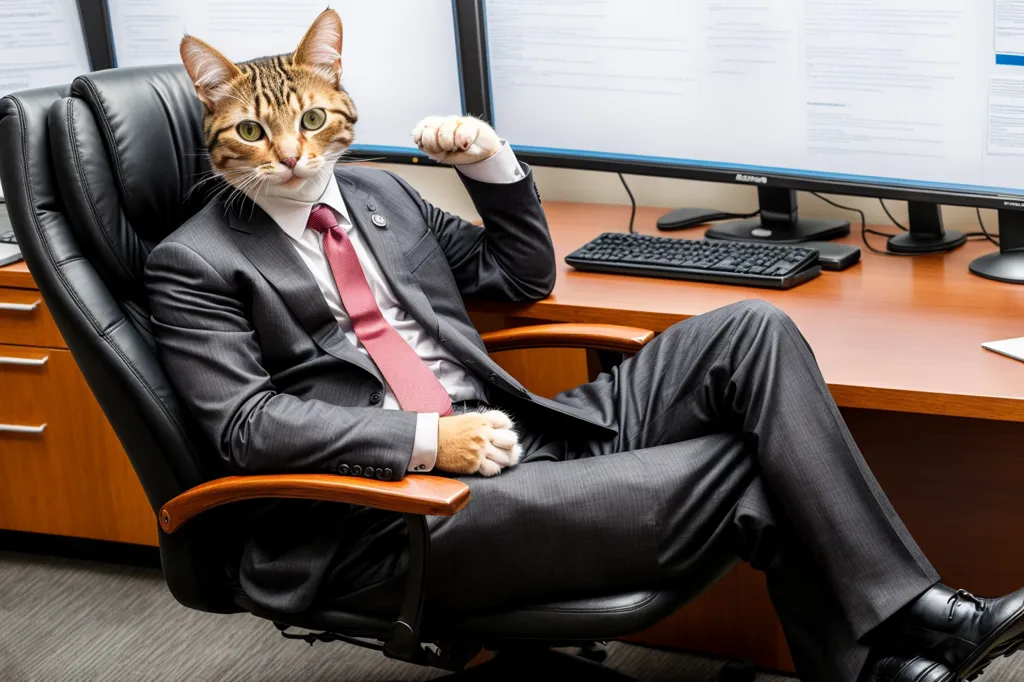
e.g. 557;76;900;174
0;0;91;97
479;0;1024;281
102;0;469;158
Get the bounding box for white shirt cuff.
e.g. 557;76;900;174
455;141;525;184
409;412;439;473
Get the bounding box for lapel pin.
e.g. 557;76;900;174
370;213;387;228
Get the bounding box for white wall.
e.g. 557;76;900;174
376;162;1000;234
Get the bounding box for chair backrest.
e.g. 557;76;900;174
0;66;241;613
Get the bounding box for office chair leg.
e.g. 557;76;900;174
435;648;635;681
721;659;757;682
579;641;609;663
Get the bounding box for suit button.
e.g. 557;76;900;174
352;465;362;476
337;464;350;475
488;373;498;382
383;468;393;480
366;201;377;211
363;467;376;478
369;392;382;405
376;468;387;480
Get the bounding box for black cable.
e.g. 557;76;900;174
878;199;908;231
812;192;903;255
618;172;637;234
976;208;1000;246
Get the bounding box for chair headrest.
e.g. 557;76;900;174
48;66;215;303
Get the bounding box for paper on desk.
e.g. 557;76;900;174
982;337;1024;364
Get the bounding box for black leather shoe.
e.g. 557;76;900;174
886;584;1024;680
867;656;958;682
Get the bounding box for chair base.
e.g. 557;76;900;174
434;647;758;681
436;648;635;681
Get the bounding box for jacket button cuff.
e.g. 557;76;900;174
337;464;350;475
369;392;382;405
351;465;362;476
383;468;393;480
363;467;376;478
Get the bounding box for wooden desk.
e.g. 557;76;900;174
471;201;1024;422
468;201;1024;672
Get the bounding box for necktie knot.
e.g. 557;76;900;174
307;204;338;235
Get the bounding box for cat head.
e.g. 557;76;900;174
180;9;357;204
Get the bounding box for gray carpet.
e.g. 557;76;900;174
0;552;1019;682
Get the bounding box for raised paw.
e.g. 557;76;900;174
411;115;501;165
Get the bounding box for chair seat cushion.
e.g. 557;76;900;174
236;587;689;643
437;589;686;641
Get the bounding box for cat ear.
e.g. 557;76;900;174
180;35;242;110
293;9;343;84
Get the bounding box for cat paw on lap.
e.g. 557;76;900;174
412;115;502;165
437;409;521;477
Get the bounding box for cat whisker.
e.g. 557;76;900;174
185;167;250;201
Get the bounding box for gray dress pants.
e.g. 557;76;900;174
334;300;940;682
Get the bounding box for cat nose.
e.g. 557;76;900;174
281;157;298;169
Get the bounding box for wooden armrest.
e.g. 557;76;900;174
159;474;470;534
481;323;655;354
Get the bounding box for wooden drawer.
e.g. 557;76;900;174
0;288;66;349
0;344;157;545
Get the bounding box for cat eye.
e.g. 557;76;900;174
301;108;327;131
236;121;265;142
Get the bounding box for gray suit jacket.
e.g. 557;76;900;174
145;164;614;613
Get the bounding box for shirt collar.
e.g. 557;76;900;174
253;175;352;242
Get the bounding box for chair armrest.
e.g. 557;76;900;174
480;323;655;354
159;474;470;534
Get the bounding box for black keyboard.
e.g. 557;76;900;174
0;230;15;245
565;232;821;290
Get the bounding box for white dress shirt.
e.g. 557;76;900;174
253;142;523;473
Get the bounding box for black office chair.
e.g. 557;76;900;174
0;67;747;681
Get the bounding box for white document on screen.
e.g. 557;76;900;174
105;0;464;151
0;0;91;97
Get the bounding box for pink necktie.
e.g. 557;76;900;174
308;204;453;416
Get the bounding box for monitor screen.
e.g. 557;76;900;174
106;0;465;154
483;0;1024;201
0;0;91;96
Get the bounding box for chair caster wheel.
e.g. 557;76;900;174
579;642;608;664
721;660;756;682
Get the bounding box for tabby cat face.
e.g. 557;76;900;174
180;9;357;203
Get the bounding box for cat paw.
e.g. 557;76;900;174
435;409;521;476
478;409;522;471
411;115;501;165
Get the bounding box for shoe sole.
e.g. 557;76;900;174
957;604;1024;681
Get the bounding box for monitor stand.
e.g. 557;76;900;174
886;202;966;254
704;187;850;244
969;209;1024;284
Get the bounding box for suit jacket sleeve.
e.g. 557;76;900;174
385;165;556;301
145;240;416;478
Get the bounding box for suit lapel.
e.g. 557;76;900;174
226;202;382;382
336;171;441;338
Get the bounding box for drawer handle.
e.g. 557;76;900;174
0;300;41;312
0;423;46;434
0;355;48;366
